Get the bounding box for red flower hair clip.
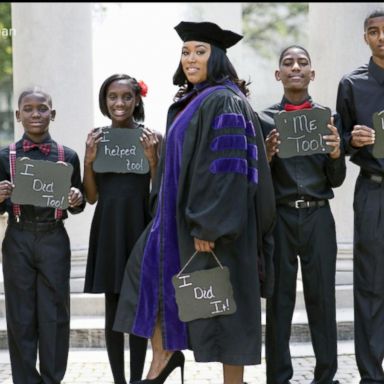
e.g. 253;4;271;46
138;80;148;97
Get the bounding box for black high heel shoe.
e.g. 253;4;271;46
134;351;185;384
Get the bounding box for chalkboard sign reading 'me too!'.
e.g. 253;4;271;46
274;107;332;158
11;158;73;209
372;110;384;158
93;127;150;174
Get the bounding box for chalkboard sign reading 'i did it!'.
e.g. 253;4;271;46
274;107;332;158
172;251;237;322
11;158;73;209
93;127;150;174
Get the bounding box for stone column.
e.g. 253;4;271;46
308;3;380;251
11;3;94;255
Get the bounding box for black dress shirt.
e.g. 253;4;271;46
337;57;384;174
259;96;346;203
0;133;85;221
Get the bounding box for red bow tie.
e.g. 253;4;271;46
23;139;51;156
284;101;312;111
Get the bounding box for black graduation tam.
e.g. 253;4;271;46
174;21;243;51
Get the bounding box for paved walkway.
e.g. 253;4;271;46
0;341;363;384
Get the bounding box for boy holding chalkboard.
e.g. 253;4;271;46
336;9;384;383
259;46;346;384
0;87;85;384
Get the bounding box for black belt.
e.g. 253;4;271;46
8;219;63;232
360;170;384;184
281;199;327;209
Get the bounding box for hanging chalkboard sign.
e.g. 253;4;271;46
93;127;149;174
172;251;237;322
274;107;332;158
372;111;384;158
11;158;73;209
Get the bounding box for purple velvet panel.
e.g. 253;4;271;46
212;113;246;130
209;158;248;176
248;167;259;184
245;120;256;137
247;144;258;160
210;135;247;152
132;218;161;337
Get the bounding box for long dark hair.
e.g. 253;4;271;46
99;74;145;122
172;45;249;100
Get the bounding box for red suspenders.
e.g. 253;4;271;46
9;142;65;222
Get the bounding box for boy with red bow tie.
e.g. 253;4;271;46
0;87;85;384
259;46;345;384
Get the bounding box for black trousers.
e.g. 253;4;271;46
2;222;70;384
266;203;338;384
353;175;384;384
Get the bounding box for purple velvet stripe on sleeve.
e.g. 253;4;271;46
209;158;248;176
212;113;246;130
245;121;256;137
247;143;258;160
210;135;247;152
248;167;258;184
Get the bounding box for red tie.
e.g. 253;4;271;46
284;101;312;111
23;139;51;156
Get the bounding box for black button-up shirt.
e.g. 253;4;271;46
337;57;384;174
259;97;346;203
0;133;85;221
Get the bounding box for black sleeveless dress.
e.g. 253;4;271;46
84;171;151;293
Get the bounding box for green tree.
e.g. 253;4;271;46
0;2;13;81
243;3;308;59
0;2;13;145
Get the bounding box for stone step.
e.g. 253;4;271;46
0;251;354;317
0;308;354;349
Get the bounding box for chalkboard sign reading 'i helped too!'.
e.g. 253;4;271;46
93;127;149;174
274;107;332;158
11;158;73;209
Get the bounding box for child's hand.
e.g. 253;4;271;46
140;127;160;166
68;187;83;208
265;129;280;162
0;180;14;203
324;117;341;159
85;128;102;165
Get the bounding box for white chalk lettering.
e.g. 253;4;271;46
104;144;137;158
43;195;64;208
194;286;215;300
126;159;143;171
21;163;35;176
292;115;317;134
178;275;192;288
210;300;225;314
33;179;54;193
288;133;326;153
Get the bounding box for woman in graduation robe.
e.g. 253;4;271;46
114;21;276;384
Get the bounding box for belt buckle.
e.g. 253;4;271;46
371;174;383;184
294;199;305;208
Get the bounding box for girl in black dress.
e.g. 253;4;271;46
83;74;161;384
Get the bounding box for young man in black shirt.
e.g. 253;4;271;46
260;45;345;384
336;9;384;384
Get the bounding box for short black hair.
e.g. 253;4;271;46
278;45;311;66
98;74;145;122
364;9;384;31
18;86;52;107
172;45;249;99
